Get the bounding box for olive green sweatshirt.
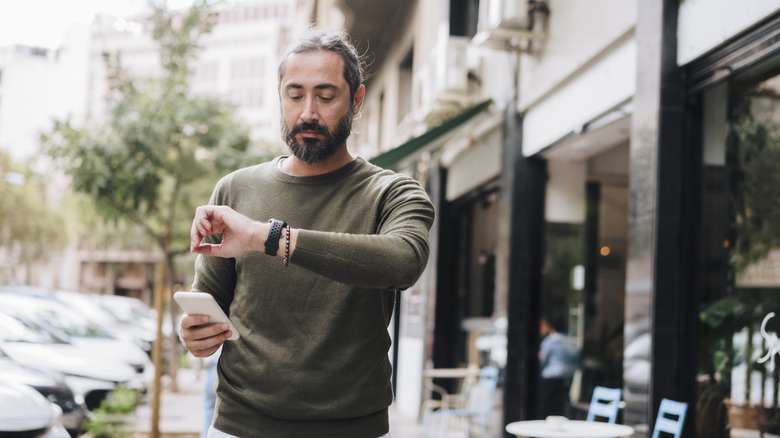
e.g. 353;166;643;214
192;156;435;437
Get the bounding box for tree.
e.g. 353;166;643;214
41;2;278;434
0;151;68;283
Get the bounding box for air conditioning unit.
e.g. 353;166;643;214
479;0;529;31
473;0;547;52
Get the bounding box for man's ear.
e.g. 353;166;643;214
353;84;365;112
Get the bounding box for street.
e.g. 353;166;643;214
130;367;426;438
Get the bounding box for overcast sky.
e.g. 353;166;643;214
0;0;195;48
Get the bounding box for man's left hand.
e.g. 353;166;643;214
190;205;264;258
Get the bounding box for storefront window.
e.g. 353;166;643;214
698;70;780;438
539;145;629;421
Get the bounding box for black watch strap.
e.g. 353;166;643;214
265;219;286;256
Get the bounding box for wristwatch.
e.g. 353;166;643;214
265;219;287;256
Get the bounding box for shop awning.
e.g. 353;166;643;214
369;99;493;169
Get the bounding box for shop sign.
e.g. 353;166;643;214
758;312;780;367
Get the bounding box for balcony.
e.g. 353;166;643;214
339;0;416;69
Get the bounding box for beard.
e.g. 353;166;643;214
281;107;354;164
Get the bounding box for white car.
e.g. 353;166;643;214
97;292;160;345
0;293;155;395
0;285;158;357
0;378;71;438
0;350;86;436
26;287;158;357
0;311;137;412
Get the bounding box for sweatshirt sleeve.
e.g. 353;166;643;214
290;176;434;290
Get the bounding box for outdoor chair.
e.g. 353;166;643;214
426;366;500;437
421;366;480;435
586;386;622;424
651;398;688;438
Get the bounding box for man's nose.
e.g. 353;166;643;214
300;97;319;123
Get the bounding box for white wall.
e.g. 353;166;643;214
0;26;90;162
518;0;637;157
678;0;779;65
518;0;637;111
546;159;586;223
522;34;635;156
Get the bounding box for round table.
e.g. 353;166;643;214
506;419;634;438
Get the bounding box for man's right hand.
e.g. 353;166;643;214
179;314;232;357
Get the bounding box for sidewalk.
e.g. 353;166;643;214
130;367;425;438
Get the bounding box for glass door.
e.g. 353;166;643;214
697;68;780;438
538;144;629;421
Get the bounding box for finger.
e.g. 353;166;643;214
191;333;231;358
188;334;228;357
195;218;213;239
193;322;230;338
190;229;203;252
183;326;231;356
181;314;210;330
191;207;212;251
192;243;219;257
192;344;221;358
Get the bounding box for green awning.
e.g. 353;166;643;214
369;99;493;169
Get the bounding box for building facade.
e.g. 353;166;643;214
313;0;780;437
86;0;296;147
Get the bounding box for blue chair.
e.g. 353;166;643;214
651;398;688;438
432;366;500;437
586;386;622;423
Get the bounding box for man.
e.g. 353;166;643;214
179;29;435;438
538;317;579;418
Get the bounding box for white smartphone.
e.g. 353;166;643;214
173;291;240;341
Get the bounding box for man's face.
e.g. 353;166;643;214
278;51;363;163
540;319;551;337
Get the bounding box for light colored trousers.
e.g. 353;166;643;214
208;426;391;438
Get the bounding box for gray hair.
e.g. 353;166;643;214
278;29;364;100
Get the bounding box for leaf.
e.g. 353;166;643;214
700;297;745;328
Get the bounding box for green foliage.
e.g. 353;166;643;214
0;151;68;272
729;91;780;275
82;388;140;438
700;297;745;329
179;350;194;369
40;0;275;264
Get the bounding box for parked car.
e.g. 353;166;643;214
0;349;85;437
97;293;160;346
0;378;71;438
0;310;137;412
0;293;154;395
0;285;157;357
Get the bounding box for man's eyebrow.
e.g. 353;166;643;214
284;83;339;91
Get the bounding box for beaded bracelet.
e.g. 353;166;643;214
283;225;291;267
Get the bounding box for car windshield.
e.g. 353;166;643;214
0;312;68;344
100;295;156;324
39;306;113;339
0;296;113;340
53;290;123;328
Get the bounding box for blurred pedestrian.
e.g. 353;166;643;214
179;29;435;438
538;316;579;418
201;345;220;438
